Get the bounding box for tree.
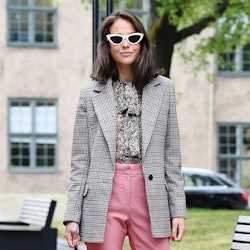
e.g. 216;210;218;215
149;0;250;77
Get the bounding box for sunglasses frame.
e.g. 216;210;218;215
106;32;144;45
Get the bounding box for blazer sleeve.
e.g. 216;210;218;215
164;81;186;219
63;87;90;224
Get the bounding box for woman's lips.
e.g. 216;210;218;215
120;52;132;56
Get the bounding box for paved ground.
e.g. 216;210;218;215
57;239;86;250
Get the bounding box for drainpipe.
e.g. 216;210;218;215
208;81;215;170
207;27;216;170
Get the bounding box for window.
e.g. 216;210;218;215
7;0;57;47
9;99;58;172
218;43;250;75
99;0;149;29
118;0;149;30
183;174;223;187
217;123;250;188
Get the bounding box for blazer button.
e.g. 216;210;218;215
148;175;153;181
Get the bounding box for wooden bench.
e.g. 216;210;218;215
230;215;250;250
0;196;57;250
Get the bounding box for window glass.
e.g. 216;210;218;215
9;99;57;171
8;0;57;46
9;0;29;6
126;0;143;9
218;125;236;154
219;159;237;181
184;175;194;186
217;123;250;187
219;51;235;72
218;43;250;74
35;101;57;134
184;174;223;187
9;12;29;42
191;175;222;186
35;0;53;7
10;138;30;167
217;14;250;75
36;138;56;167
34;12;54;42
242;125;250;155
243;44;250;71
117;0;149;30
10;102;32;133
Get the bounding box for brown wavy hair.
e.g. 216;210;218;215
91;9;163;90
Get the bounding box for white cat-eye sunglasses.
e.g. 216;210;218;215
106;32;144;45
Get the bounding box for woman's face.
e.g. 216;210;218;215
108;18;141;69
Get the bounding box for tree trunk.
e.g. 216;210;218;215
154;14;177;77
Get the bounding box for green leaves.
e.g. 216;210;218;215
151;0;250;78
156;0;218;29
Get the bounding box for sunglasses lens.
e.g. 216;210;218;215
128;34;141;44
110;36;123;44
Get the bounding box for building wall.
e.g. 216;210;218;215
171;30;214;170
0;0;92;219
215;77;250;122
175;74;212;169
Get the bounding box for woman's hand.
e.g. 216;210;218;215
171;218;186;242
64;221;81;248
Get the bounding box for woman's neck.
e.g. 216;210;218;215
117;65;134;83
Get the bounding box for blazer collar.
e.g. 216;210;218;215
91;76;164;163
92;79;117;165
141;76;163;158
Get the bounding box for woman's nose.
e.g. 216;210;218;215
122;38;130;47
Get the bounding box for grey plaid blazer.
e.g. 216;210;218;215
64;75;186;243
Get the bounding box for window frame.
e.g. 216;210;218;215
217;123;250;188
8;98;58;173
217;43;250;76
7;0;58;47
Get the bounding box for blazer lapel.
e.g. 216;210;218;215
92;79;117;165
141;77;163;158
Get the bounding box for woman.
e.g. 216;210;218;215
64;9;186;250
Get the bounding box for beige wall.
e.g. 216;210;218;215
0;0;92;196
171;29;215;171
173;73;212;169
215;77;250;122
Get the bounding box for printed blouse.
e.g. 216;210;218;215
113;79;142;164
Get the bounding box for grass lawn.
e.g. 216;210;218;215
53;208;250;250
